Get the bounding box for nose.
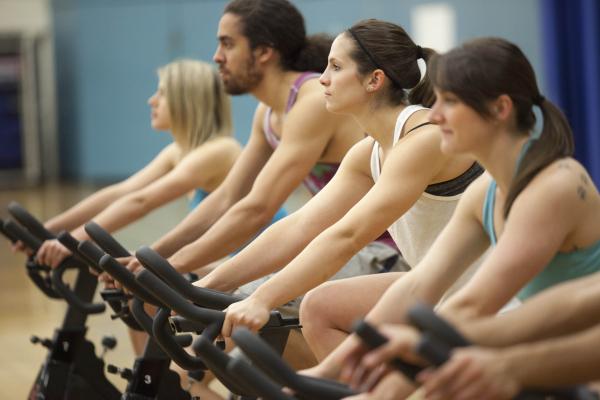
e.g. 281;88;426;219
319;68;330;87
148;93;156;106
213;46;224;64
428;100;443;124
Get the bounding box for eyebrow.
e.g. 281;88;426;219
218;35;233;42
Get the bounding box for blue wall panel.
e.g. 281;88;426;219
52;0;542;181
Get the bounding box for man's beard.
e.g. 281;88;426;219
221;55;263;95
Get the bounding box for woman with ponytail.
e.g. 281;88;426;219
318;37;600;399
200;18;483;349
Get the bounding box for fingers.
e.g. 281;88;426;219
36;240;71;269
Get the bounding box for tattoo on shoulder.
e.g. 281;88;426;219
557;161;571;169
577;186;587;200
581;173;590;186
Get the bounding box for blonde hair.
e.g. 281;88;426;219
158;59;233;154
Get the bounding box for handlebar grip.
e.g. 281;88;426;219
231;327;356;399
135;246;242;309
415;332;451;366
407;302;470;348
84;221;130;257
3;220;43;251
58;232;103;274
7;202;54;240
97;253;160;306
227;357;296;400
0;218;18;243
353;320;423;381
136;269;225;326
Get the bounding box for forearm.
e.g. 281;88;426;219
170;201;280;273
252;230;362;310
198;214;313;291
151;190;233;257
461;275;600;347
501;324;600;388
67;197;155;243
45;185;124;233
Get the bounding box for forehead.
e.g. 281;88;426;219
329;33;354;60
217;13;245;40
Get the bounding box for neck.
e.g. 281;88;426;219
170;129;187;154
251;67;300;113
475;131;530;194
353;102;407;149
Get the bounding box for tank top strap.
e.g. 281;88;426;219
370;138;381;182
392;105;428;145
285;72;321;112
482;180;498;245
263;72;320;149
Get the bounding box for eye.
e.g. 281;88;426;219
331;63;341;71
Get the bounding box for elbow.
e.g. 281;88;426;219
442;295;490;325
326;225;366;256
237;199;280;228
120;194;153;216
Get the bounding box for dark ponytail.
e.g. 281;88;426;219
346;19;437;107
504;100;574;218
408;46;436;107
225;0;332;73
429;37;574;218
291;33;334;72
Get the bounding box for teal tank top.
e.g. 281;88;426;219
482;180;600;301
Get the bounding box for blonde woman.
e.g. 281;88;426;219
29;59;252;267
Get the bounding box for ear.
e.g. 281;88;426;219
253;45;275;64
491;94;513;122
365;69;386;92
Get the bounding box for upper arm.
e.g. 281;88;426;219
116;144;177;193
328;127;457;247
242;92;341;212
122;138;241;208
444;168;583;317
210;104;275;203
369;178;490;323
288;138;376;236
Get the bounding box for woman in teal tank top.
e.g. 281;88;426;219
323;38;600;398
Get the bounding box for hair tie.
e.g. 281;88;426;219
533;94;545;106
416;45;424;60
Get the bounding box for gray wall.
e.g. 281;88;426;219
52;0;542;181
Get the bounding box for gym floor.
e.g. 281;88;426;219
0;182;311;398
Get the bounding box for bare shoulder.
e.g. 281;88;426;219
530;158;598;202
458;172;493;218
183;136;241;166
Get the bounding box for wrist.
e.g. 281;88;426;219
251;285;278;310
495;346;525;391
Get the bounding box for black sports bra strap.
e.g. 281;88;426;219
405;121;433;136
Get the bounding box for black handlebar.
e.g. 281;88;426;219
50;258;106;314
96;252;160;306
353;320;423;381
231;327;357;400
7;201;54;240
84;221;130;258
3;219;43;251
135;246;243;309
136;269;225;326
407;303;595;400
226;356;296;400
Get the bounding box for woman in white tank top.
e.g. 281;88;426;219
212;19;481;355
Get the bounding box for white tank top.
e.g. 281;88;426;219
370;105;461;268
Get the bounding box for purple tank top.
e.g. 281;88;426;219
263;72;339;196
